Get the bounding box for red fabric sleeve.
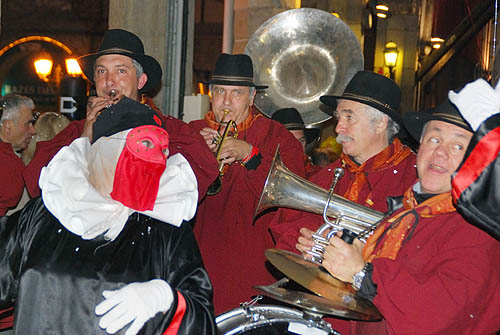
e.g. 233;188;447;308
159;115;218;201
162;292;186;335
0;154;25;216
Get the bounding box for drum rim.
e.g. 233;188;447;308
216;304;333;335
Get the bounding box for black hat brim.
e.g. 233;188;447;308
402;109;473;142
204;78;268;90
320;95;402;127
78;51;162;94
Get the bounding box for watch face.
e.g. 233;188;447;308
353;269;366;290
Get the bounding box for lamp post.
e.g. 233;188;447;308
33;55;87;120
384;41;399;80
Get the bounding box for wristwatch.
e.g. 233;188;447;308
352;263;370;291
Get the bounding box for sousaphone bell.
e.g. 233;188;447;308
245;8;363;126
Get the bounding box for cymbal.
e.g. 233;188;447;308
254;282;381;321
266;248;350;297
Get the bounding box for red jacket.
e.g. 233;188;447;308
353;201;500;334
189;114;306;315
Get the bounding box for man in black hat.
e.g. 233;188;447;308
188;53;306;314
268;70;418;334
0;97;216;335
270;70;416;252
271;107;321;178
78;29;218;198
317;94;500;334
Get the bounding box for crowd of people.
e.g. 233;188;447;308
0;28;499;335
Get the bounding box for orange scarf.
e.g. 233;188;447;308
362;188;456;262
341;138;413;206
204;106;262;134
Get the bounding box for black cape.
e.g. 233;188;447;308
452;113;500;241
0;197;216;334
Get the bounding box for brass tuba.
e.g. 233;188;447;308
256;148;384;245
244;8;363;126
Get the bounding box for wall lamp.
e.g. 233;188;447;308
384;41;399;80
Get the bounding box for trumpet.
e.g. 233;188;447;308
207;109;238;196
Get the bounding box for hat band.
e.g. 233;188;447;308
342;92;396;114
98;47;136;55
212;75;254;83
284;122;305;130
433;112;469;128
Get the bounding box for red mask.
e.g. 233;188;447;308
110;125;169;211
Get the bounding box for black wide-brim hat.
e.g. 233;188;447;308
402;98;473;142
271;107;320;144
320;70;402;126
205;53;268;89
78;29;162;94
92;96;165;144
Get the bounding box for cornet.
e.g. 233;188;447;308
207;109;238;196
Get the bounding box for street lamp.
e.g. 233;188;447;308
375;4;391;19
33;58;53;82
33;54;86;120
384;41;399;80
33;55;82;85
65;58;83;77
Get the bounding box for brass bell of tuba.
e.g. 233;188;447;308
256;148;384;237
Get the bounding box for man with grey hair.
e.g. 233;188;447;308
268;70;417;334
271;70;417;251
0;94;36;217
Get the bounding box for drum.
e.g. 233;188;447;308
216;305;340;335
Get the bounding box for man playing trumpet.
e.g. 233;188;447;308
78;28;218;198
189;53;305;314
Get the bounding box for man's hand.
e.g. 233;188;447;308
322;233;365;282
217;137;251;164
296;227;315;257
81;94;122;139
200;127;219;153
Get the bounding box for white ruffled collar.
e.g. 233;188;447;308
39;137;198;241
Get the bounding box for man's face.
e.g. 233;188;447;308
417;120;473;194
6;105;35;152
334;99;388;164
94;54;147;101
210;85;255;125
290;129;306;153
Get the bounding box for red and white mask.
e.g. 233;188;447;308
89;125;169;211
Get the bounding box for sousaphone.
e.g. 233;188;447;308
245;8;364;126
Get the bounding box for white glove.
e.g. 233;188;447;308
95;279;174;335
448;78;500;131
